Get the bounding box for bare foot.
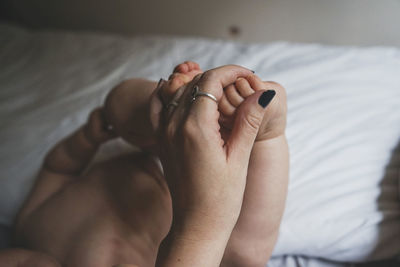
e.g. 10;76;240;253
104;61;202;147
218;75;289;266
218;74;287;141
159;61;202;106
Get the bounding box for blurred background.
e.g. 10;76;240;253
1;0;400;46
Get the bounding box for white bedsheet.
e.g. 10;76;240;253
0;24;399;266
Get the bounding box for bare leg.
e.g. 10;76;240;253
219;76;289;266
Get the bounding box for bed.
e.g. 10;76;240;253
0;23;399;266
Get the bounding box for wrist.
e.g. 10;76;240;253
172;210;236;241
156;216;234;267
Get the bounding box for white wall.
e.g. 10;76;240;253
2;0;400;46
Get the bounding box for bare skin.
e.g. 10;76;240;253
219;75;288;266
5;62;288;267
12;108;171;267
7;63;204;267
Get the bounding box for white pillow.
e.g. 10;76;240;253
271;45;400;261
0;24;399;262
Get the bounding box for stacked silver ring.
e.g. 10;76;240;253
191;85;217;103
165;84;218;110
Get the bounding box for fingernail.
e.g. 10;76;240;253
258;90;276;108
251;70;255;73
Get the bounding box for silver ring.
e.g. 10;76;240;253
166;100;179;109
191;85;217;103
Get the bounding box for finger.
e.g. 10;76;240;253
159;77;185;106
163;65;252;147
166;74;203;120
189;65;253;130
165;85;185;118
225;84;244;107
227;90;276;162
160;75;202;143
149;78;176;138
219;93;236;117
196;65;253;100
235;77;256;97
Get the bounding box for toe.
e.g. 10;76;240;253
168;72;192;84
173;63;190;73
235;77;255;98
167;75;185;95
173;61;200;74
171;61;203;84
225;84;244;107
185;61;200;71
246;74;266;91
218;93;236;117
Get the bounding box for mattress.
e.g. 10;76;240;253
0;23;399;266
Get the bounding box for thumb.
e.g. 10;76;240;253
227;90;276;161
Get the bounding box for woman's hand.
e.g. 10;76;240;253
152;65;272;267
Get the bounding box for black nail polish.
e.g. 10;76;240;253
258;90;276;108
251;70;255;73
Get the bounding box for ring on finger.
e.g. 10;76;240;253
191;85;217;103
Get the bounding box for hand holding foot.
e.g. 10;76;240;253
153;65;272;267
104;61;202;148
217;74;289;266
219;74;287;141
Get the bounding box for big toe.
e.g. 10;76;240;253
245;74;266;91
173;61;201;74
173;61;203;81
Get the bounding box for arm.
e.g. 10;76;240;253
222;135;289;266
152;65;268;266
43;107;116;175
156;217;235;267
15;108;116;229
